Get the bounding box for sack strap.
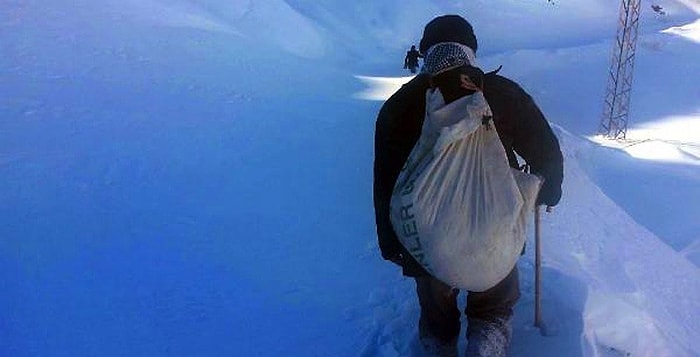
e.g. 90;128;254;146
485;65;503;77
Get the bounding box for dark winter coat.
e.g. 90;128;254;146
373;66;563;277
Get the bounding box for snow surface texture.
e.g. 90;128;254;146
2;0;700;356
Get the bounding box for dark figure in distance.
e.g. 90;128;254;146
404;45;423;74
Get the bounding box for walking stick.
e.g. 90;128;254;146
534;205;543;329
535;205;554;335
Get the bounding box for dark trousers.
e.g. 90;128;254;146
415;267;520;343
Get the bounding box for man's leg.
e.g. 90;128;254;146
415;276;460;357
464;267;520;357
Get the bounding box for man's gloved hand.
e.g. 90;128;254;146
432;65;485;104
536;181;561;208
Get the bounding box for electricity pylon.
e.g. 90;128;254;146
600;0;641;140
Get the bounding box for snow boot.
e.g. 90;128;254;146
465;317;512;357
420;336;458;357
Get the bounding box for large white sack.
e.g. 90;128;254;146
390;88;542;291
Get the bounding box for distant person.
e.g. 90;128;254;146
404;45;422;74
651;4;666;15
374;15;563;357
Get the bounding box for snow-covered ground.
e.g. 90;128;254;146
2;1;699;356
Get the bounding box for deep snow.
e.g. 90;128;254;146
2;1;699;356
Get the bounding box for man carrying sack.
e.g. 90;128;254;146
373;15;563;357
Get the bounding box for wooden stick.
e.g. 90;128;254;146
534;205;543;328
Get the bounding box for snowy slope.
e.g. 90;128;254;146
2;1;700;356
358;126;700;357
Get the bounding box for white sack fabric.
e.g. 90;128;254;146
390;88;543;291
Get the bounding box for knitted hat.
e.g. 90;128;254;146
419;15;478;54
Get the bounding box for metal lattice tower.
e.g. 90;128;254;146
600;0;642;140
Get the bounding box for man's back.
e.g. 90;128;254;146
407;49;421;63
373;67;563;275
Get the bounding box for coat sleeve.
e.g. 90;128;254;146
373;76;429;261
373;103;406;260
511;89;564;207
